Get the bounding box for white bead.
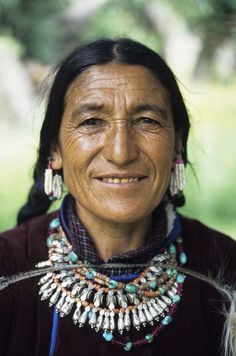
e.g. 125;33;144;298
44;168;53;195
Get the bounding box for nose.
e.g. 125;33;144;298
103;124;139;166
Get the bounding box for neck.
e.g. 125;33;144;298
75;204;152;262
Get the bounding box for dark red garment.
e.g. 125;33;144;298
0;212;235;356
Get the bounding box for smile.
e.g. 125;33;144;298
95;176;147;184
101;177;140;184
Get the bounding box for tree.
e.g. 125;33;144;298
169;0;236;78
0;0;70;63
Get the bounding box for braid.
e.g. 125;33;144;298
17;161;52;225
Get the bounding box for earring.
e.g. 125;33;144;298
44;157;62;200
170;153;185;196
52;174;63;200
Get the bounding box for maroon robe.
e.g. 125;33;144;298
0;212;235;356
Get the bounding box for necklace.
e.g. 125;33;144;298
36;217;187;351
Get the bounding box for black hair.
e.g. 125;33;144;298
17;37;190;225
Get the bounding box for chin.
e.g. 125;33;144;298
98;205;153;224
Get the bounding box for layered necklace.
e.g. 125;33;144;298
36;215;187;352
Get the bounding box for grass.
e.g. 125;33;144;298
1;80;236;239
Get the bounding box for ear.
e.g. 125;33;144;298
51;146;63;170
172;132;183;166
175;132;183;154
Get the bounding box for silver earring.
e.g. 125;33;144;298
52;174;63;200
170;154;185;196
44;158;62;200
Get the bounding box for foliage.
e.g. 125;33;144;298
0;0;70;63
179;79;236;238
166;0;236;77
61;0;164;59
0;0;235;74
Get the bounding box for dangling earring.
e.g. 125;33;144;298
52;174;62;200
44;157;62;200
170;153;185;196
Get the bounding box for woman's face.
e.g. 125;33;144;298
53;63;179;224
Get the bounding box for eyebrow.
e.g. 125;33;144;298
130;104;168;119
71;103;168;119
71;103;106;117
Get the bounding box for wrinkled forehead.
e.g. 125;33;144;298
64;63;170;103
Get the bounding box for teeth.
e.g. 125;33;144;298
102;177;139;184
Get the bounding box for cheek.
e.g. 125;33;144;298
145;132;175;170
59;129;99;188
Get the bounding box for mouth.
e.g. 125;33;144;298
95;176;147;184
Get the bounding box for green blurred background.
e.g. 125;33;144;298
0;0;235;238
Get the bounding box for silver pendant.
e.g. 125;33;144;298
49;287;61;306
117;290;128;308
72;301;82;324
95;310;105;331
39;280;52;294
124;310;131;330
110;311;115;331
103;311;110;331
89;308;97;328
78;306;90;327
147;301;158;319
143;304;153;324
137;305;147;326
60;295;75;317
132;309;140;330
80;285;93;301
94;289;103;307
38;273;53;285
151;299;163;314
56;292;67;311
106;290;116;310
118;312;124;334
161;296;172;305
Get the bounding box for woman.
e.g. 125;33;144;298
0;38;235;356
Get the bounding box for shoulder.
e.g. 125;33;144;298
0;211;58;276
180;215;236;282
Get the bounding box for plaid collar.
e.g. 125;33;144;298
59;195;176;275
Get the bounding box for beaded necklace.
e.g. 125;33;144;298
36;217;187;352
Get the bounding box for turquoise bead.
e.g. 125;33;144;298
46;237;53;248
159;287;165;295
168;244;176;255
109;279;119;289
161;315;172;325
49;218;60;229
176;236;183;243
177;274;185;283
61;236;68;244
68;251;79;263
88;269;97;277
167;268;174;277
124;284;138;294
102;331;113;342
172;295;181;303
124;342;132;351
150;281;157;290
179;252;187;264
86;272;93;279
145;334;154;343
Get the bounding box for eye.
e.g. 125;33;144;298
134;117;161;126
80;118;104;126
